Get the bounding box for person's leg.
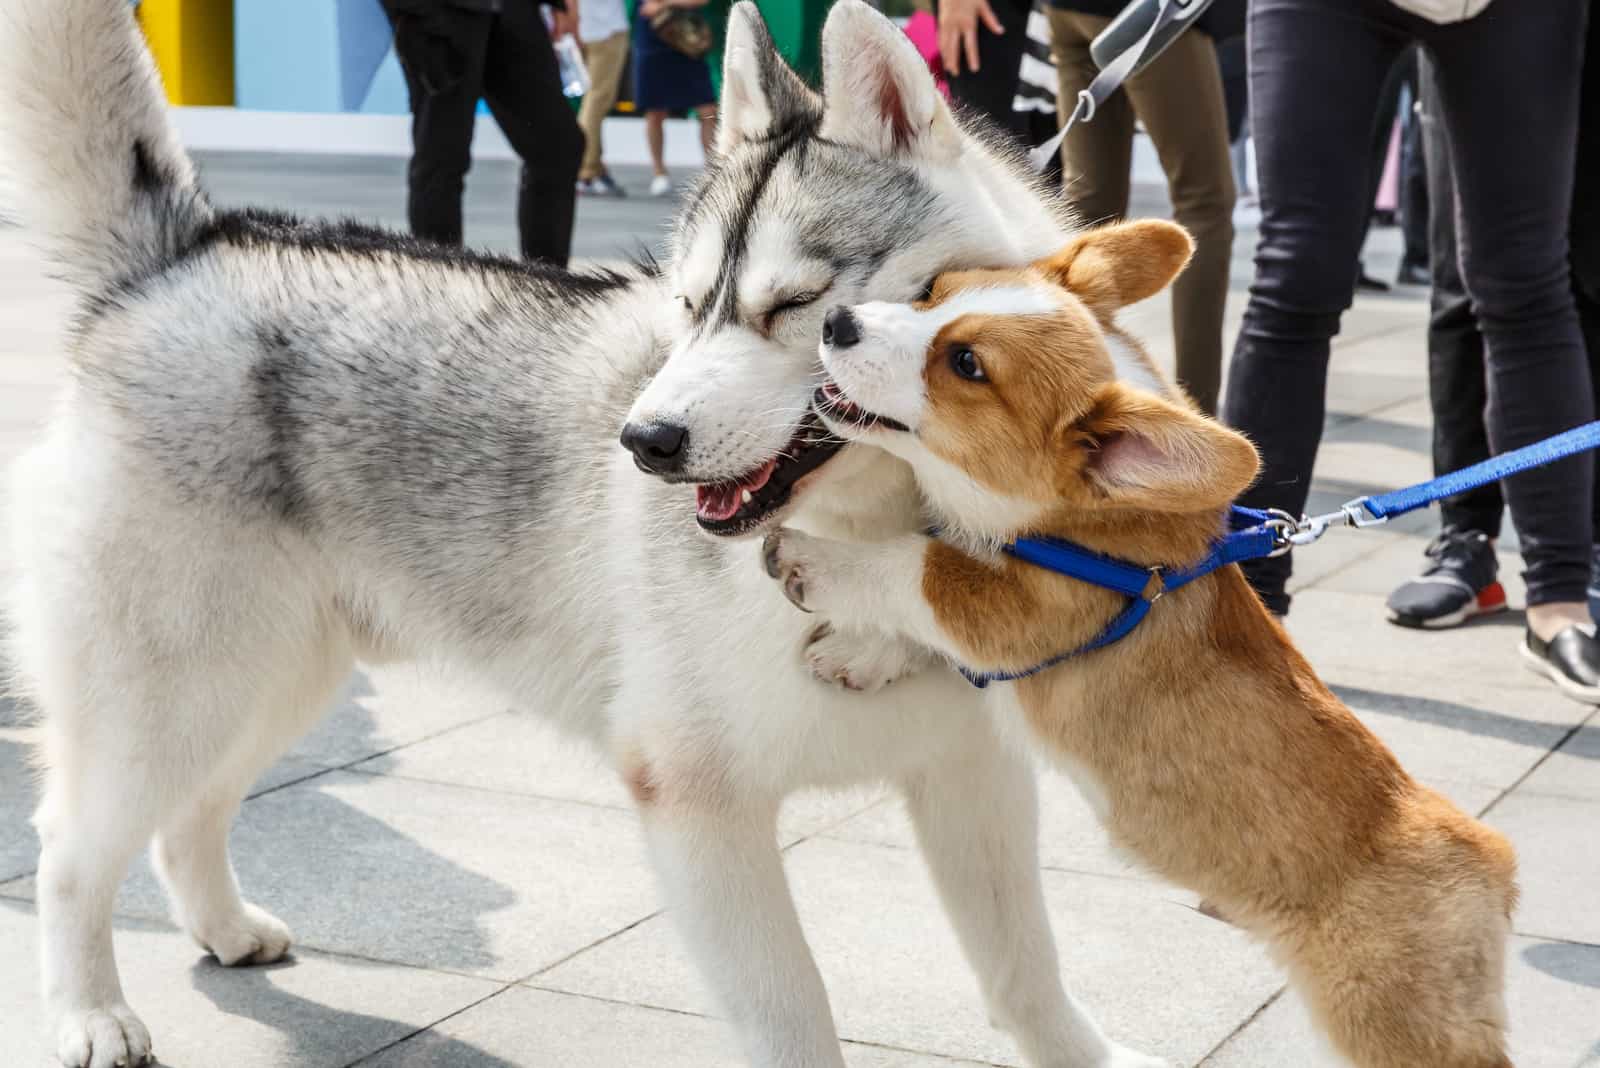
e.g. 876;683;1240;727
1121;25;1235;415
1397;52;1430;279
1428;0;1592;644
1386;52;1508;629
1046;10;1134;228
382;4;491;246
1221;0;1408;614
481;4;583;265
577;31;629;182
645;109;668;177
1417;51;1498;538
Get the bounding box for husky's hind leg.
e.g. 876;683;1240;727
901;718;1168;1068
151;625;351;968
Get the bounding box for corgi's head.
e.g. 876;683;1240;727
812;219;1260;544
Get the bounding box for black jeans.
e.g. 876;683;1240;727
1416;52;1500;539
383;2;583;265
1222;0;1591;614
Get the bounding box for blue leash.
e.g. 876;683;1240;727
959;419;1600;688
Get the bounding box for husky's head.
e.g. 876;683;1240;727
620;0;1072;537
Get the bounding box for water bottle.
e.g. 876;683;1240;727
554;36;590;99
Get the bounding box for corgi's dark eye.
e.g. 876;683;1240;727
917;276;937;302
950;346;986;381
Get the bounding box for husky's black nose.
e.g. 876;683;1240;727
620;421;689;475
822;306;861;349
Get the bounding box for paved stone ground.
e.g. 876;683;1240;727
0;155;1596;1067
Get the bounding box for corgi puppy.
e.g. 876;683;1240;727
763;219;1519;1068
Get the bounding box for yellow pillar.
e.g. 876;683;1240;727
135;0;235;106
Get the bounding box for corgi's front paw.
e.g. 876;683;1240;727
762;528;846;616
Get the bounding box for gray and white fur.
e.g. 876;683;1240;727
0;1;1167;1066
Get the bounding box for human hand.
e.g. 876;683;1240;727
937;0;1004;76
549;3;579;42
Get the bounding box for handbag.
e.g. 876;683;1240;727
650;7;714;60
1387;0;1493;22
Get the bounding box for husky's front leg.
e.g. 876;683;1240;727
902;722;1170;1068
621;748;844;1068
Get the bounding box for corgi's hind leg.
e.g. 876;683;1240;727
1295;894;1513;1068
151;625;352;967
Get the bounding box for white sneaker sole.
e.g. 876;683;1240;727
1387;597;1507;630
1519;639;1600;704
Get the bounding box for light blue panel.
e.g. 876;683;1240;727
359;47;410;115
235;0;342;111
337;0;393;109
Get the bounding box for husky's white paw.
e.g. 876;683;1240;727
1097;1046;1172;1068
803;622;933;692
55;1003;153;1068
194;901;293;966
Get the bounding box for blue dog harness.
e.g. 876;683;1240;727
958;420;1600;688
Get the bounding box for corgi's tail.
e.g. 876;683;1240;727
0;0;211;295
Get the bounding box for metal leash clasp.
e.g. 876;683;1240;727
1263;498;1388;556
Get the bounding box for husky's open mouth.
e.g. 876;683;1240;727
813;382;911;434
695;412;845;537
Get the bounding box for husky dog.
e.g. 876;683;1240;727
0;1;1167;1066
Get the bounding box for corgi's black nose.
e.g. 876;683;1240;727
822;306;861;349
620;421;689;475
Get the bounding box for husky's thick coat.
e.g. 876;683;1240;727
0;1;1172;1066
766;220;1520;1068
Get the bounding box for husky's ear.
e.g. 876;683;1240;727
1036;220;1193;317
818;0;963;162
718;3;819;156
1061;381;1259;513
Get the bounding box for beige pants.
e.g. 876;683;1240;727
1049;10;1235;415
578;31;629;181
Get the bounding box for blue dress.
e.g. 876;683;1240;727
632;12;715;112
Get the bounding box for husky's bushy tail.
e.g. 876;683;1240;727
0;0;210;294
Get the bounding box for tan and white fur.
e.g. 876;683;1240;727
766;220;1520;1068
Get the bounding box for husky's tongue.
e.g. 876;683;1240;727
696;458;778;522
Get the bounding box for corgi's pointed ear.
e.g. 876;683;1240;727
1037;220;1194;316
819;0;963;162
1063;382;1259;512
718;3;820;156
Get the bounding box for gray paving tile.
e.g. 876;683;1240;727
1508;719;1600;803
1202;936;1600;1068
5;771;666;982
352;710;883;845
0;728;39;881
1286;589;1565;699
1484;792;1600;946
540;835;1280;1068
0;897;502;1068
822;760;1147;883
287;665;506;768
363;985;987;1067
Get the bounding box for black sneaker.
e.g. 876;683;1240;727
1522;625;1600;704
1386;527;1507;629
